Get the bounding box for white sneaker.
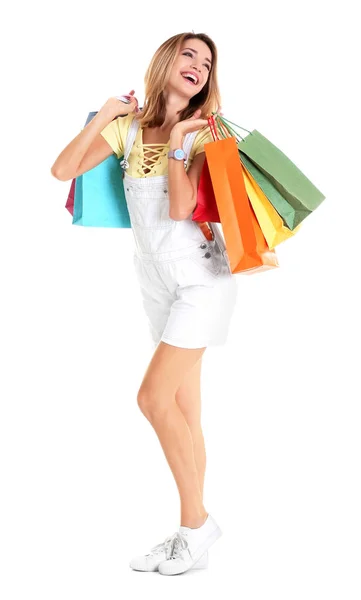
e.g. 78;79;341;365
129;532;209;572
158;513;222;575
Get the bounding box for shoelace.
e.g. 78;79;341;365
146;531;189;560
167;532;189;561
146;533;175;557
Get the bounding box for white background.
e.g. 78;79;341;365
1;0;360;598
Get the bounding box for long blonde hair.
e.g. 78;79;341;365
134;32;221;129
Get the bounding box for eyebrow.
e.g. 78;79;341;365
183;47;212;65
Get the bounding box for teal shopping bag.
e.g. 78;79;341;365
66;111;131;228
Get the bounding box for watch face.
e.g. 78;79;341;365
174;149;185;160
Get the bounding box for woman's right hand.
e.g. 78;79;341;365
101;90;139;119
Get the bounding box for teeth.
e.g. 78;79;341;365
182;72;198;84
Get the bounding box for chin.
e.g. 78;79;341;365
168;78;201;99
182;81;201;95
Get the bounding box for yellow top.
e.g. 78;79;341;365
100;113;214;178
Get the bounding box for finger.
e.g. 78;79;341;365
191;119;208;126
129;95;138;108
128;90;135;95
132;95;140;112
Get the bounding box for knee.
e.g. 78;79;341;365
136;388;150;415
137;387;167;420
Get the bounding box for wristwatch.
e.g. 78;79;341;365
168;148;188;161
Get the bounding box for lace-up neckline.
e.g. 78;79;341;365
140;143;169;176
139;128;170;176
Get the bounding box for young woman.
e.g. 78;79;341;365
51;32;238;576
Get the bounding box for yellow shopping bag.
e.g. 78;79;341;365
241;163;302;249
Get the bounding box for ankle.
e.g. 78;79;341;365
180;511;208;529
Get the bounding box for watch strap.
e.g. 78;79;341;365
168;148;188;161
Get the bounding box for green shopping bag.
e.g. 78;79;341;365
215;114;326;230
239;152;308;230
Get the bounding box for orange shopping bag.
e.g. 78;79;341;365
204;117;279;274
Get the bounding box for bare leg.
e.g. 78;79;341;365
175;356;206;501
137;341;208;528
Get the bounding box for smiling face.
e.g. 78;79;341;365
167;38;213;99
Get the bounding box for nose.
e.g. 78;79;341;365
190;57;202;72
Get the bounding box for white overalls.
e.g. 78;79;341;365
121;118;238;349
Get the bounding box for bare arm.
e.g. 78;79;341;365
168;116;208;220
168;146;206;220
50;94;138;181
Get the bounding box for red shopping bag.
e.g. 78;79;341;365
192;159;220;222
65;178;75;216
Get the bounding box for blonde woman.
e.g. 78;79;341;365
51;32;238;575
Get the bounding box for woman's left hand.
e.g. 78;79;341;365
170;109;209;141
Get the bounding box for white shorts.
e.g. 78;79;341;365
133;241;238;349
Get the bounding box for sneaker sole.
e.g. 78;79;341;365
130;551;208;572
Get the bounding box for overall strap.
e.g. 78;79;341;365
119;117;140;170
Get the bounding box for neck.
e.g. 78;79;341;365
160;90;189;130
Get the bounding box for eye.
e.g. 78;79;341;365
182;51;211;72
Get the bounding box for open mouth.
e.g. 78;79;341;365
181;72;199;86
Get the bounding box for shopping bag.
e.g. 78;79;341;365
65;111;131;228
204;121;279;274
241;162;302;249
65;178;75;216
215;114;326;230
192;159;220;222
240;151;307;231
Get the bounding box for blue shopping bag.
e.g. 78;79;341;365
67;111;131;228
